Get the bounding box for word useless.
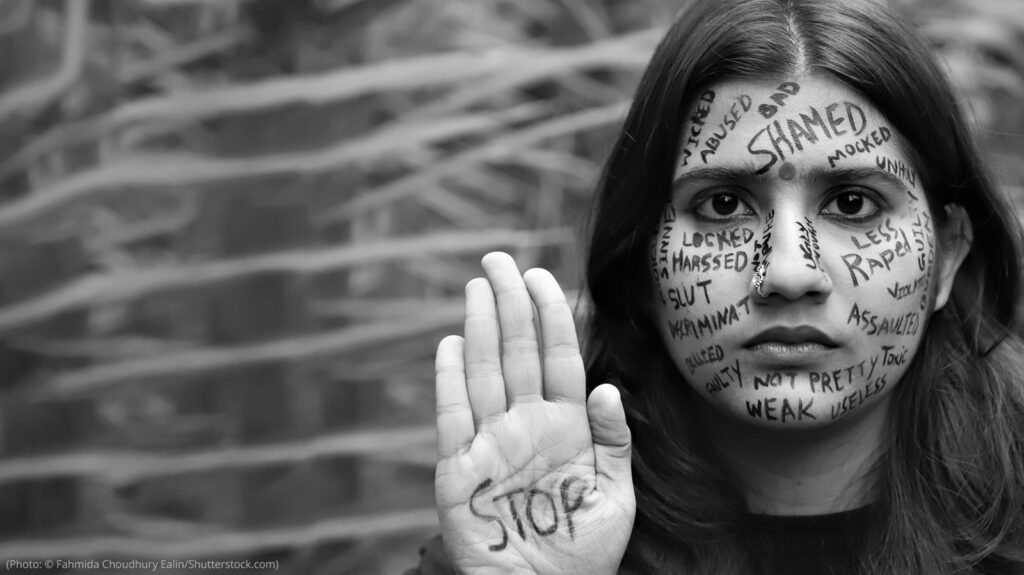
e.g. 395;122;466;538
830;374;888;419
470;476;586;552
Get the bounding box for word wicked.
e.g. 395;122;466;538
470;476;587;552
679;90;717;167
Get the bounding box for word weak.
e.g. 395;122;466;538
470;476;587;552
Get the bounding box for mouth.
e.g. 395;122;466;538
743;326;838;363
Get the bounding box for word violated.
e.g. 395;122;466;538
470;476;586;552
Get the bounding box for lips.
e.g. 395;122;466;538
743;325;838;348
742;326;839;365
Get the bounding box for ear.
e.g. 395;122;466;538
933;203;973;312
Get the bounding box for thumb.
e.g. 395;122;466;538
587;383;633;493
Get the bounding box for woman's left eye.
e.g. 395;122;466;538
821;190;881;220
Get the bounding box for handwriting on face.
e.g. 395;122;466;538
650;76;940;427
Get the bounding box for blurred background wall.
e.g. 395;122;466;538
0;0;1020;573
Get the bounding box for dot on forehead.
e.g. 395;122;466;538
779;162;797;180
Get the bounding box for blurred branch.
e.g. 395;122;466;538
0;106;544;229
0;507;439;561
0;1;33;38
409;28;657;118
118;26;252;85
0;0;89;122
138;0;250;6
0;31;654;183
318;101;629;223
0;425;433;484
1;227;572;333
558;0;612;38
36;307;463;397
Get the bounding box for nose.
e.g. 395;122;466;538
753;213;833;302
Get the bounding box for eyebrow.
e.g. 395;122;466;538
671;163;912;196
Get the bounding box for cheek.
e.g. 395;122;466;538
826;209;936;402
649;213;757;383
832;209;935;331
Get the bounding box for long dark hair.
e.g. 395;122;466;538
583;0;1024;573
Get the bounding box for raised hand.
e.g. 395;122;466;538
434;252;635;575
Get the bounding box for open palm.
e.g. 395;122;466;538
434;252;635;575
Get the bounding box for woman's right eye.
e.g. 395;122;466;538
693;192;755;221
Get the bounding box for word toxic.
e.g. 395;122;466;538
470;476;587;552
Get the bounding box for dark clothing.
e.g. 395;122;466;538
405;506;874;575
743;506;874;575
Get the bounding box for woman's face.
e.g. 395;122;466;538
651;75;964;428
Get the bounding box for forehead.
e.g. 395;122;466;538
675;76;918;185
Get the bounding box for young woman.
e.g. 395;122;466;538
420;0;1024;573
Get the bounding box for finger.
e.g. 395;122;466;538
481;252;543;405
587;384;633;495
464;277;508;425
435;335;475;458
523;267;585;404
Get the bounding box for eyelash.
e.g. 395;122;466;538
689;187;885;224
820;187;885;223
